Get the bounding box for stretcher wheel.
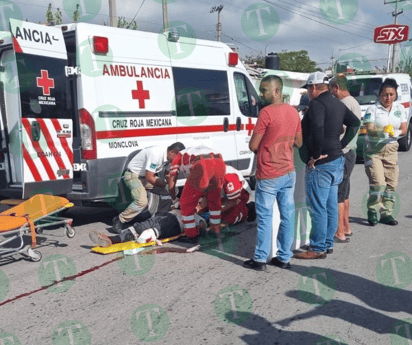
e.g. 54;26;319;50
65;225;76;238
29;249;42;262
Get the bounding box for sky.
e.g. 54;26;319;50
8;0;412;71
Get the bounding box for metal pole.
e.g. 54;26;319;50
217;10;221;41
392;0;400;72
162;0;169;32
109;0;118;27
388;44;392;72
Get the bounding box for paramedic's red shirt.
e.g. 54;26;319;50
253;103;302;180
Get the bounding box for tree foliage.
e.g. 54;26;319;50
55;8;63;25
278;50;317;73
46;3;54;25
73;4;80;23
398;56;412;78
117;17;138;30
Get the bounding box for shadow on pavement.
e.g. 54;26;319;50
231;311;325;345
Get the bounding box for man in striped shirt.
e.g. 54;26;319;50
168;146;226;239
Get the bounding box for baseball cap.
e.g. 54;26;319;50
302;71;329;89
297;93;310;111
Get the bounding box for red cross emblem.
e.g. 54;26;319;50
246;118;255;136
132;81;150;108
36;70;55;96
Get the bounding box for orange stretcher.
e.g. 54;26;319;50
0;194;75;262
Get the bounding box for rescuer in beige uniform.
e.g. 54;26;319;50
363;78;408;226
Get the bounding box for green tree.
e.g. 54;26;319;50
73;4;80;22
398;56;412;78
244;53;265;68
55;7;63;25
278;50;317;73
46;3;54;25
117;17;138;30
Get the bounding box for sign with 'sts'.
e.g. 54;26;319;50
374;24;409;44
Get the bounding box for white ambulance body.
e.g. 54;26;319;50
0;20;261;203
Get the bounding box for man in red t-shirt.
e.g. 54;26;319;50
243;75;302;271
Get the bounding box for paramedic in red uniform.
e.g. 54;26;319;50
112;142;185;233
168;146;226;239
196;165;256;225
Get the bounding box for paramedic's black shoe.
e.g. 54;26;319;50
246;202;257;222
367;211;378;226
112;216;124;234
380;216;398;226
243;259;267;271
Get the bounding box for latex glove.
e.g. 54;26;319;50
384;124;395;137
393;129;401;138
171;198;180;209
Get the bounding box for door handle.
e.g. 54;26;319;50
236;117;241;131
223;117;229;132
31;121;41;142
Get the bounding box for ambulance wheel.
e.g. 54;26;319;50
65;225;76;238
398;124;412;151
30;250;42;262
248;176;256;191
35;228;43;234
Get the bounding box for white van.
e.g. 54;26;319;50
346;73;412;157
0;20;261;203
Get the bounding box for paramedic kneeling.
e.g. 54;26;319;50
168;146;226;239
112;142;185;233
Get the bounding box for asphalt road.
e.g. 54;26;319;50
0;150;412;345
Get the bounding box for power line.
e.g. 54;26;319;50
263;0;374;41
220;33;261;54
127;0;146;28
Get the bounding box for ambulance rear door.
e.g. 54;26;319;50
9;19;73;198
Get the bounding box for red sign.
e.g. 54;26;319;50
374;24;409;44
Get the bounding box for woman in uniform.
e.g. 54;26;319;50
363;78;408;226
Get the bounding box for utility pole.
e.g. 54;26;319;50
109;0;118;27
392;0;403;72
162;0;169;32
331;50;335;75
210;5;224;42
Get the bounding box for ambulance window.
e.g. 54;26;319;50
234;73;261;117
17;54;70;119
173;67;230;116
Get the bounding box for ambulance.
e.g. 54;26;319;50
0;20;261;204
346;73;412;159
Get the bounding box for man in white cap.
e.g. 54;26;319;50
295;72;360;259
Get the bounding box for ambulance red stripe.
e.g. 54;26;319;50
36;118;70;179
22;118;56;180
22;143;42;182
51;118;74;164
96;124;238;140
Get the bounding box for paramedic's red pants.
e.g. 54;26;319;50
222;189;250;225
181;157;226;238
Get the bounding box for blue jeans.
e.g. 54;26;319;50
253;172;296;263
306;156;344;253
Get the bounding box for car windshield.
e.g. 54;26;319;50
348;77;383;105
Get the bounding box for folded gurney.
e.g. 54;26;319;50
0;194;75;262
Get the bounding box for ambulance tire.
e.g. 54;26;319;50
65;225;76;238
398;123;412;151
248;176;256;191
